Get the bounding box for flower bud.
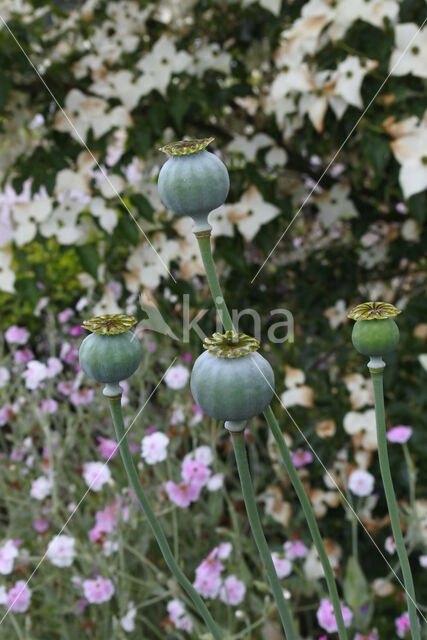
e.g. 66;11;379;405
190;331;275;421
157;137;229;234
348;302;401;357
79;314;142;384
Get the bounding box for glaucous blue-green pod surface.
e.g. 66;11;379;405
79;314;142;384
348;301;401;357
157;137;230;234
190;332;275;422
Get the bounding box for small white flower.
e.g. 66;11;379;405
206;473;224;492
30;475;52;500
348;469;375;497
120;602;137;632
46;535;76;568
385;536;396;555
22;361;48;390
0;367;10;389
82;462;112;492
272;552;293;578
141;432;169;465
164;365;190;390
0;540;18;575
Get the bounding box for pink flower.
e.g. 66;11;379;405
89;500;127;541
58;308;73;323
141;432;169;464
219;575;246;606
83;577;115;604
348;469;375;497
354;631;378;640
291;448;314;467
195;551;224;581
14;349;34;364
167;599;193;632
193;573;222;599
46;357;63;378
70;388;94;406
420;555;427;568
57;381;74;396
7;580;31;612
22;361;47;390
0;540;18;574
272;553;292;578
316;598;353;633
5;326;30;345
82;462;111;492
0;405;15;427
97;437;119;460
46;535;76;567
165;481;202;508
164;364;190;390
387;426;413;444
60;343;79;364
33;519;49;533
69;325;84;337
395;612;411;638
284;540;308;559
40;399;58;414
181;459;211;486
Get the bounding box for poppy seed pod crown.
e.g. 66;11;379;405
157;137;230;234
348;302;401;357
79;314;142;384
190;331;275;422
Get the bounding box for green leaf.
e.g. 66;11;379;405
343;556;369;609
76;244;100;279
0;73;11;113
407;191;426;226
15;277;39;307
129;193;155;222
360;131;390;180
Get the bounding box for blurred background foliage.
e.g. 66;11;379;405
0;0;426;636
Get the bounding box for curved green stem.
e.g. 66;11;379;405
229;428;297;640
196;233;235;332
264;406;348;640
107;394;223;640
370;370;420;640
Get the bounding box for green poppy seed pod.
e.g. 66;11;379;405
190;332;275;422
157;137;230;234
348;302;401;357
79;314;142;384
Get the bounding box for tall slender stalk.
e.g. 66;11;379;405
264;406;349;640
370;369;420;640
106;392;223;640
196;232;235;332
197;231;348;639
229;428;297;640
